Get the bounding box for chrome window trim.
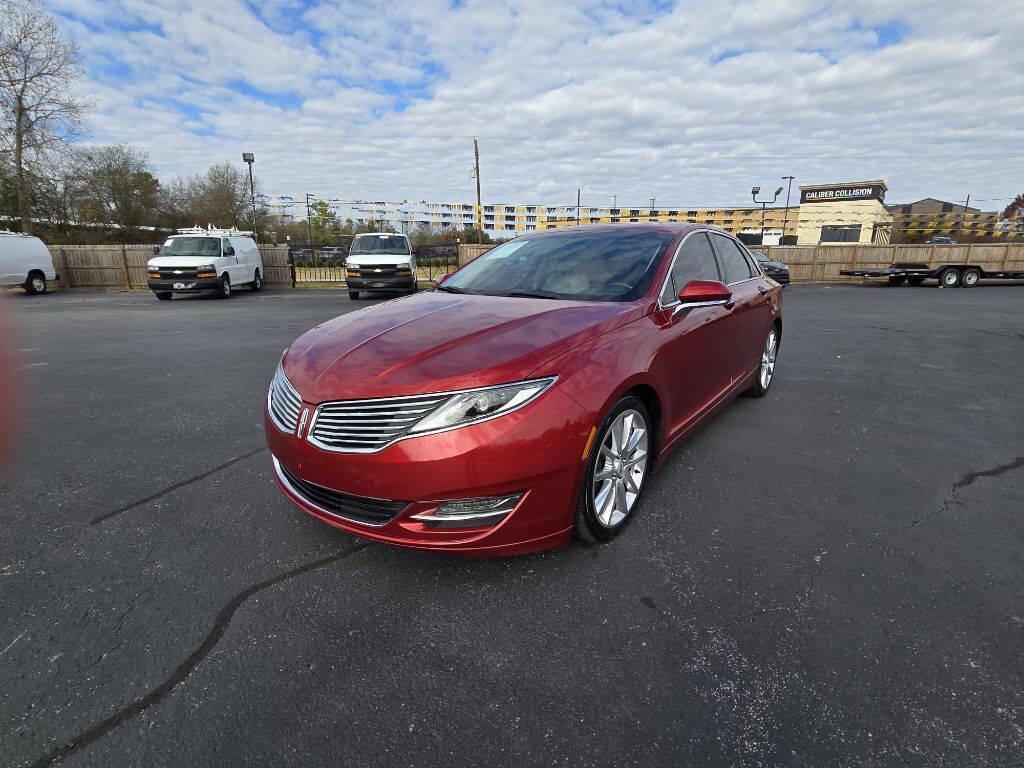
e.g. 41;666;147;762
656;228;723;310
306;376;558;454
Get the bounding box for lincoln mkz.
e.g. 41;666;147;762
265;224;783;556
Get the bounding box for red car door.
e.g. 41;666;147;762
649;231;737;439
708;233;772;383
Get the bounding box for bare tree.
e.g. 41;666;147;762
0;0;90;233
76;144;160;227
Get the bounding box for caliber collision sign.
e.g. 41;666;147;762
800;185;886;204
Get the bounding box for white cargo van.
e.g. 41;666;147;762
345;232;417;299
0;231;58;295
147;227;263;300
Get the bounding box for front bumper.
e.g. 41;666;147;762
265;387;593;556
147;277;220;293
346;276;415;292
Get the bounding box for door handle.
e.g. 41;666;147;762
757;286;768;295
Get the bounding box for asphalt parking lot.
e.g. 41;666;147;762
1;283;1023;767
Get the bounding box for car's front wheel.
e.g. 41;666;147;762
217;274;232;299
574;396;652;543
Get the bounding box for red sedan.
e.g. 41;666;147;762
265;224;782;556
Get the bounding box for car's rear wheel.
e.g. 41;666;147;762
24;272;47;295
251;270;263;292
961;268;980;287
348;291;359;300
744;325;779;397
574;396;651;543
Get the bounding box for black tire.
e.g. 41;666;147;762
348;291;359;300
24;272;47;295
888;275;907;286
574;395;653;544
217;274;232;299
907;276;926;286
961;268;980;287
250;270;263;292
154;291;172;301
744;323;780;398
940;268;960;288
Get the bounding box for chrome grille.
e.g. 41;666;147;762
268;365;303;434
308;393;450;452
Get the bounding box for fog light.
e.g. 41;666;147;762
411;493;523;527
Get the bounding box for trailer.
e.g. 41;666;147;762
840;262;1024;287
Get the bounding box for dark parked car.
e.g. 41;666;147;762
752;251;790;285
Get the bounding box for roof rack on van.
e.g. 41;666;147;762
175;225;254;236
0;230;32;238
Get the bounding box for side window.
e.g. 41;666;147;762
222;238;232;254
709;233;755;283
660;232;722;304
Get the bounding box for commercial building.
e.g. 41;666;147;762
288;180;1021;243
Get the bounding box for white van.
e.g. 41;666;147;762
147;227;263;300
345;232;417;299
0;231;58;295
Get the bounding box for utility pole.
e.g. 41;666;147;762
305;193;314;245
956;193;971;242
780;176;795;244
649;197;656;218
576;188;581;226
473;138;483;244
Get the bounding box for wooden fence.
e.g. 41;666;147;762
47;244;292;290
42;242;1024;290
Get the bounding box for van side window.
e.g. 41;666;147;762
709;233;755;284
222;239;231;253
659;233;722;305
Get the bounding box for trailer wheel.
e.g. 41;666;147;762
888;275;907;286
907;276;926;286
940;268;961;288
961;268;980;287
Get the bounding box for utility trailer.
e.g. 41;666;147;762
840;262;1024;288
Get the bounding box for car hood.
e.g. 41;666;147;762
149;256;221;268
284;291;641;402
346;253;413;266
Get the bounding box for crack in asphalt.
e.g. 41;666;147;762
798;455;1024;607
969;328;1024;341
90;447;268;525
23;542;371;768
865;325;907;333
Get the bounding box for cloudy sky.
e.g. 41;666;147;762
47;0;1024;212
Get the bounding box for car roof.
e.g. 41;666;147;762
523;222;719;238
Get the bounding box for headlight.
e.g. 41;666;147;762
407;377;556;434
347;263;360;269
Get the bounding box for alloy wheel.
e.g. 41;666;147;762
592;408;649;528
760;328;778;390
31;277;45;293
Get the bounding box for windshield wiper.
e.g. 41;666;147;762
435;285;466;294
506;290;563;299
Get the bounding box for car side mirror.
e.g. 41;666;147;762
224;246;235;256
152;246;160;255
435;273;452;285
673;280;732;316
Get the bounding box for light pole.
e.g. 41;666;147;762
780;176;795;244
752;185;784;245
305;193;315;245
242;153;257;240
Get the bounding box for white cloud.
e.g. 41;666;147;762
45;0;1024;210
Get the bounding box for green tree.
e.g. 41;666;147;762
77;144;160;227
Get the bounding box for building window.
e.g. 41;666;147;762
820;224;862;243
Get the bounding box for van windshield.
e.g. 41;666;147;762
160;237;221;257
350;235;410;255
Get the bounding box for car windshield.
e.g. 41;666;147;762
753;252;771;263
441;230;675;302
160;237;220;257
350;235;410;255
